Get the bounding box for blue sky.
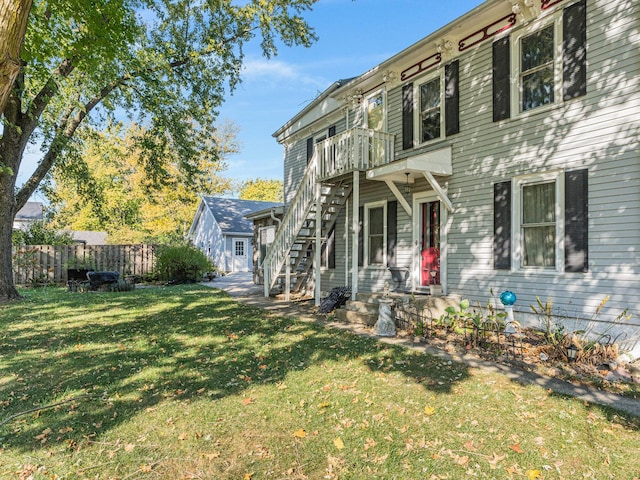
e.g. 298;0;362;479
218;0;485;188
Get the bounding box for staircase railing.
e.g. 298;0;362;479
263;154;318;294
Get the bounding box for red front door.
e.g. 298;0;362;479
420;201;440;286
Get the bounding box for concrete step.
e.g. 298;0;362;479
334;308;377;327
344;300;379;315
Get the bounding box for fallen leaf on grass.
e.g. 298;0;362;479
293;428;307;438
242;397;255;405
424;405;436;416
526;469;541;479
333;437;345;450
509;443;524;454
140;464;152;472
124;443;135;452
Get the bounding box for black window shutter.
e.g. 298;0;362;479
445;60;460;136
493;181;512;270
402;83;414;150
358;206;364;267
306;137;314;164
387;201;397;267
565;169;588;272
327;226;336;269
328;125;336;137
492;37;511;122
563;0;587;100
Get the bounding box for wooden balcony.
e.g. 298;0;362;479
316;127;395;181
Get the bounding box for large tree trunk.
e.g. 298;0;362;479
0;0;32;117
0;173;20;301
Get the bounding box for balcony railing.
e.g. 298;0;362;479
316;127;395;181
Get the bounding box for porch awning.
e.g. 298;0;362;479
365;146;454;213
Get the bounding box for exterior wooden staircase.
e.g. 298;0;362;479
263;153;351;297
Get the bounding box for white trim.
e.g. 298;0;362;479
384;180;412;216
364;87;387;132
413;69;445;146
512;170;565;273
411;191;447;294
510;10;564;118
364;200;387;268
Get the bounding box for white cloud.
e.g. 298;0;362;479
240;57;329;91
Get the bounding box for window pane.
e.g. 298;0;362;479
523;183;555;224
367;93;384;131
521;26;554;71
420;78;440;142
421;112;441;142
521;25;554;112
420;79;440;110
522;67;554;111
523;226;555;267
369;235;384;264
369;207;384;235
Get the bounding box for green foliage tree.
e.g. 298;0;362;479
45;121;238;244
12;220;75;246
0;0;318;300
238;178;283;202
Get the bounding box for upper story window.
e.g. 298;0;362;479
366;90;385;131
419;76;441;142
520;25;555;112
402;60;459;150
493;0;587;121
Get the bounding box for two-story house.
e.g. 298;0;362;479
263;0;639;338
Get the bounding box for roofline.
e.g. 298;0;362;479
271;79;352;139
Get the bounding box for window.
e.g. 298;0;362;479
419;77;441;142
366;90;385;131
494;169;588;273
514;172;564;271
521;25;555;112
521;181;556;267
365;201;386;266
493;0;586;120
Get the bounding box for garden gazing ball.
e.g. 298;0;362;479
500;290;516;306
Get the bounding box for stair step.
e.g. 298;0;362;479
334;308;378;327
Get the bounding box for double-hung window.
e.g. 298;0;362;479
513;172;564;271
366;90;385;131
413;73;443;144
493;0;586;121
365;201;386;266
521;25;555;112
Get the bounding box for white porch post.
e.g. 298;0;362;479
315;179;322;306
351;170;359;300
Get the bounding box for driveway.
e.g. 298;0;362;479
202;271;264;297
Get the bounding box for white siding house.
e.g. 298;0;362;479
264;0;639;345
188;197;282;273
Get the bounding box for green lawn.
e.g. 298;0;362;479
1;285;639;479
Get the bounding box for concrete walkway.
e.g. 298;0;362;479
203;273;640;418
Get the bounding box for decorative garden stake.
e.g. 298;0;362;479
567;343;578;362
500;290;517;334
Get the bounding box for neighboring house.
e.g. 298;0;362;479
264;0;639;338
66;230;109;245
188;197;282;273
13;202;44;231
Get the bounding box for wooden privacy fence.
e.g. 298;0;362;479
12;244;157;285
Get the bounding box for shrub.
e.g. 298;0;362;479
153;245;214;283
13;221;75;245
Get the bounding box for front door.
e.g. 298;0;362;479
412;193;443;292
232;238;249;272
